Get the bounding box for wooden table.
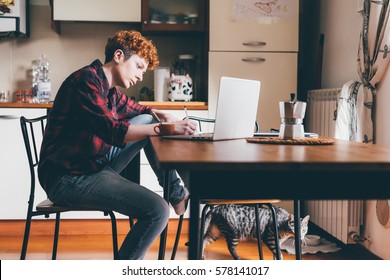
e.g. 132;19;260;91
150;137;390;260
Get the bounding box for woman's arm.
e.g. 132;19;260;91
124;117;198;142
151;108;181;122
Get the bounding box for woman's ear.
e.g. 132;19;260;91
114;50;123;64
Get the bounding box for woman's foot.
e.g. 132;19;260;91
172;188;189;215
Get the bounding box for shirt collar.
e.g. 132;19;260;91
90;59;112;98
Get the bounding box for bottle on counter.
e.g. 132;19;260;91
37;54;51;103
31;58;39;103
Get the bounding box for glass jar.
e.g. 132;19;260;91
0;90;10;103
15;90;23;103
24;89;33;103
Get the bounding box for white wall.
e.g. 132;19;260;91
320;0;390;260
320;0;361;88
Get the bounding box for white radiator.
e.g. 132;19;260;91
306;88;340;137
304;88;363;244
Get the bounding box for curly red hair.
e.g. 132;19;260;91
105;30;159;69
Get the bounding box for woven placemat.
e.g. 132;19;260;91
246;137;335;145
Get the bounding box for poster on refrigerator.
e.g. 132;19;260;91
231;0;298;23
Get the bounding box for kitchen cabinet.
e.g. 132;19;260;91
52;0;141;22
209;52;297;131
50;0;141;34
0;108;47;219
0;0;29;38
141;0;206;32
209;0;299;131
210;0;298;52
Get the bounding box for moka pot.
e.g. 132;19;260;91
279;93;307;140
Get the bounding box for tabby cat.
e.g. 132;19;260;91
202;204;310;260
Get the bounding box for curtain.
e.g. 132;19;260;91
335;0;390;143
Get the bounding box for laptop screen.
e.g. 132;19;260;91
212;76;261;140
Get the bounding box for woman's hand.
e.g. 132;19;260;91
173;119;198;135
150;109;197;134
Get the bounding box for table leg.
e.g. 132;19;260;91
158;170;170;260
188;179;200;260
294;199;302;260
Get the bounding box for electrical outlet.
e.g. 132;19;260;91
357;0;364;12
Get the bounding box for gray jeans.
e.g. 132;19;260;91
47;114;187;259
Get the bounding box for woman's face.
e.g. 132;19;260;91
115;53;149;89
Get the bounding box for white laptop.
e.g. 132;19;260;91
163;76;261;141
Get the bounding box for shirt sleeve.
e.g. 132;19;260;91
114;87;153;120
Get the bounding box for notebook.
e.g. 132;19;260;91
163;76;261;141
254;132;319;138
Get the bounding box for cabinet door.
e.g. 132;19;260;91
0;109;47;219
210;0;299;52
208;52;297;131
53;0;141;22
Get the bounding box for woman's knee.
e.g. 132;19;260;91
153;196;170;224
129;114;155;125
134;192;170;225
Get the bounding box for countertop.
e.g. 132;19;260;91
0;101;208;110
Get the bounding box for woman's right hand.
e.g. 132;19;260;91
173;119;198;135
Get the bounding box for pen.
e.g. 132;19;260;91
184;105;189;120
151;110;162;124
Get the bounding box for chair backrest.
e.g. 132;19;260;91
20;115;47;204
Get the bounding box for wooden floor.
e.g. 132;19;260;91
0;219;379;260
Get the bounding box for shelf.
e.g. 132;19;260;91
141;23;204;33
141;0;206;33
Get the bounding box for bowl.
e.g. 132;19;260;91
304;234;321;246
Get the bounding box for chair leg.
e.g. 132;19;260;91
254;205;264;260
129;217;134;228
52;212;61;260
106;211;119;260
199;204;212;260
20;214;33;260
170;214;184;260
267;204;281;260
158;170;171;260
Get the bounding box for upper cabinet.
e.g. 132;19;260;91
50;0;141;33
52;0;141;22
209;0;299;52
141;0;206;32
0;0;29;38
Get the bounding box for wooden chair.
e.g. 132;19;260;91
170;116;282;260
20;115;121;259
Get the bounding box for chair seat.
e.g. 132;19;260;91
201;199;281;205
36;198;111;213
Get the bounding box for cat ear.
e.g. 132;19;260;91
288;214;294;221
302;215;310;223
